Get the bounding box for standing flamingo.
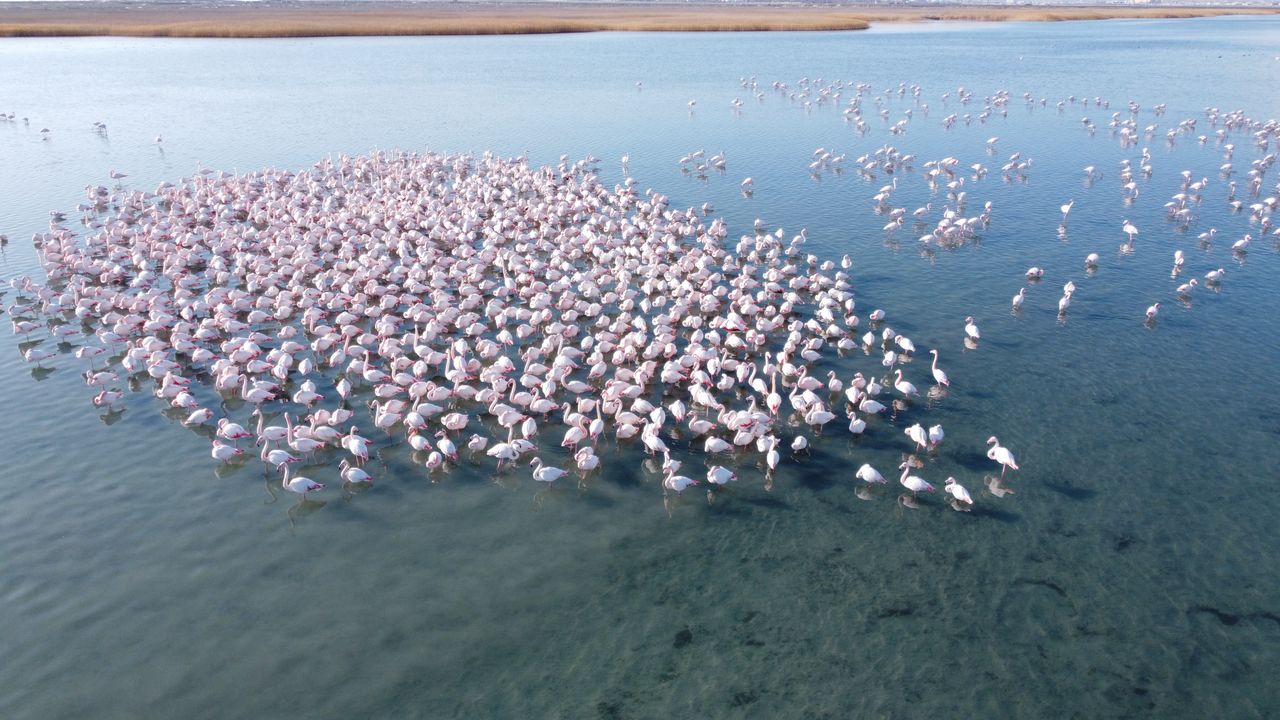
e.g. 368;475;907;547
929;349;949;387
986;436;1020;477
282;466;323;500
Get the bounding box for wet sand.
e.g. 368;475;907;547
0;2;1274;38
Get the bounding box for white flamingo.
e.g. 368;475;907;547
986;436;1020;477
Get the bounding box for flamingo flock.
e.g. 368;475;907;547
5;148;1021;512
19;80;1276;514
745;79;1277;325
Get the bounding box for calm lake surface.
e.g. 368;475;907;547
2;17;1279;719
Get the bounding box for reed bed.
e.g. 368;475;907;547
0;3;1274;38
0;5;871;37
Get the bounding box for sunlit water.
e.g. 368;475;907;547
2;17;1279;719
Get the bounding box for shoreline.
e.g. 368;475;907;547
0;2;1275;38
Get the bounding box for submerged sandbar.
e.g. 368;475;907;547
0;2;1276;38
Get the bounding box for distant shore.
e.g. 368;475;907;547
0;2;1275;38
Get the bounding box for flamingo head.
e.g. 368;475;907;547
986;435;999;445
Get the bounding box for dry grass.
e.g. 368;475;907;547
0;2;1274;38
0;3;870;37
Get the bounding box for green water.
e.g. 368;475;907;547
1;18;1279;719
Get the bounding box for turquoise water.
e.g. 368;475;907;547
2;17;1280;718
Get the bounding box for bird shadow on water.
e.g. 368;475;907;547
969;503;1022;524
950;448;996;473
576;488;619;509
29;366;55;382
1042;476;1097;502
601;462;645;490
738;493;791;511
787;446;841;492
336;483;376;509
286;498;327;532
262;479;327;531
213;458;250;480
704;492;751;518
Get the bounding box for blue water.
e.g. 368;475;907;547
2;17;1279;719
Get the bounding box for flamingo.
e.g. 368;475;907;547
706;465;736;485
704;437;733;454
92;389;124;408
642;424;669;455
847;413;866;434
339;459;373;485
1012;288;1026;311
425;451;444;472
575;447;600;477
898;462;934;497
254;410;288;445
341;427;370;464
530;457;567;484
893;370;918;399
791;434;809;454
217;418;253;444
944;477;974;508
282;466;323;499
859;397;886;415
662;452;683;476
904;423;927;450
929;349;949;386
486;439;518;471
436;431;458;461
855;464;885;485
239;376;274;405
408;429;431;453
261;445;301;472
663;472;697;494
986;436;1020;477
804;405;836;433
927;424;945;448
211;440;242;463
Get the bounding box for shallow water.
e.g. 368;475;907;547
2;17;1280;719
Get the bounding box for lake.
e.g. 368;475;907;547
1;16;1279;719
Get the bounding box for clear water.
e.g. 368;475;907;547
2;17;1280;719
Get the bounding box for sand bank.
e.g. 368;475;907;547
0;2;1274;38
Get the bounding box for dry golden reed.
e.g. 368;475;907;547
0;3;1273;38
